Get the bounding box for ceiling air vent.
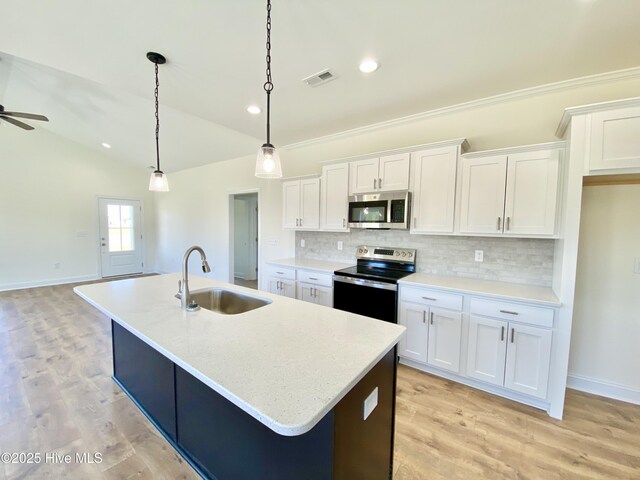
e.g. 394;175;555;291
302;69;338;87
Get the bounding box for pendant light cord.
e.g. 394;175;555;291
154;63;161;172
264;0;273;145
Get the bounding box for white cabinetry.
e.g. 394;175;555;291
459;148;560;237
466;298;553;399
349;153;410;194
296;270;333;307
410;145;459;234
398;287;463;373
320;163;349;231
282;178;320;230
588;106;640;173
266;266;296;298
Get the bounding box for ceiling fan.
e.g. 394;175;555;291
0;104;49;130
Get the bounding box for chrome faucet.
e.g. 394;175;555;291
176;246;211;311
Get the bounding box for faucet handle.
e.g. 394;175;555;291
175;280;182;299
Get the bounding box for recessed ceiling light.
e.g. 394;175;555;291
247;105;261;115
101;142;111;149
359;59;379;73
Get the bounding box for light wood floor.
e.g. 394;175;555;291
1;282;638;479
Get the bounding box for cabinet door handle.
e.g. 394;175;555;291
506;216;511;231
422;296;436;301
497;217;502;231
373;178;377;189
296;218;299;227
511;328;515;343
430;312;434;325
499;310;519;315
276;280;280;290
343;218;346;228
422;311;426;323
379;177;382;188
501;326;505;341
413;217;417;228
300;218;303;227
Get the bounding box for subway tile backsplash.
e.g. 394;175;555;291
295;231;554;287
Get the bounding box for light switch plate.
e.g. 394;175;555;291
300;239;305;248
475;250;484;262
363;387;378;421
337;241;343;251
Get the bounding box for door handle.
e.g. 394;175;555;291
300;218;303;227
296;218;299;227
373;178;377;189
101;243;106;247
422;311;426;323
501;326;505;341
379;177;382;188
343;218;346;228
506;216;511;231
511;328;515;343
497;217;502;231
430;312;434;325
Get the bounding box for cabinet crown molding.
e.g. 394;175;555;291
462;141;565;159
556;96;640;139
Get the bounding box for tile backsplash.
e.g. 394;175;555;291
295;231;554;287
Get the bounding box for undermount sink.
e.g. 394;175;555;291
188;288;271;315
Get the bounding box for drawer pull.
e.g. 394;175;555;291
309;277;318;280
276;271;284;274
499;309;519;315
422;296;437;301
501;326;505;341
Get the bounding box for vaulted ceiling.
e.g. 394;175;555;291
2;0;639;172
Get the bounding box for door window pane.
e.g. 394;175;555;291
107;204;136;252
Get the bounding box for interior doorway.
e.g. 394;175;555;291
98;197;144;277
229;192;259;290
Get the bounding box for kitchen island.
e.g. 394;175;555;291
74;274;405;480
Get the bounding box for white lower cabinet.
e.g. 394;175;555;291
268;277;296;298
297;282;332;307
398;299;462;373
466;315;552;399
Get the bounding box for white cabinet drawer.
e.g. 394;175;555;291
297;269;333;287
470;298;553;328
400;286;463;311
266;266;296;281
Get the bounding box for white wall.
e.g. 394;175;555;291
0;128;156;290
568;184;640;403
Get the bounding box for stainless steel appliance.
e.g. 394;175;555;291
333;246;416;323
347;191;410;229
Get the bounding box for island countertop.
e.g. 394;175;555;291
74;273;405;436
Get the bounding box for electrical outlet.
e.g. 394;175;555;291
363;387;378;421
54;262;61;270
635;258;640;274
475;250;484;262
337;241;343;251
300;238;305;248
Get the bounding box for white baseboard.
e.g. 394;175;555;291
567;373;640;405
0;274;100;292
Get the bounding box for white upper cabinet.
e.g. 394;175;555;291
459;147;560;237
411;146;459;234
320;163;349;231
503;150;559;236
349;153;410;194
282;178;320;230
589;106;640;173
459;155;508;235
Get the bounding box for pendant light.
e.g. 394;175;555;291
147;52;170;192
255;0;282;178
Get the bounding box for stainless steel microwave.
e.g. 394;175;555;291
347;191;411;229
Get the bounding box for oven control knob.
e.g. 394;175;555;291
364;248;368;254
401;251;406;257
395;252;400;256
358;248;363;253
408;252;413;257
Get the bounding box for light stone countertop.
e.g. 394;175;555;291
74;273;404;436
399;273;561;306
267;258;353;273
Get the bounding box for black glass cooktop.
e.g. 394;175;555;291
334;264;414;284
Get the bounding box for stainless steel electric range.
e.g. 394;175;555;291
333;246;416;323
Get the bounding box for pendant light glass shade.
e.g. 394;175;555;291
255;143;282;178
149;170;169;192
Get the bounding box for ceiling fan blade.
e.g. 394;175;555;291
1;111;49;121
1;116;35;130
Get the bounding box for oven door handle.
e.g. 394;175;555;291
332;275;397;291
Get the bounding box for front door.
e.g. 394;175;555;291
98;198;143;277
